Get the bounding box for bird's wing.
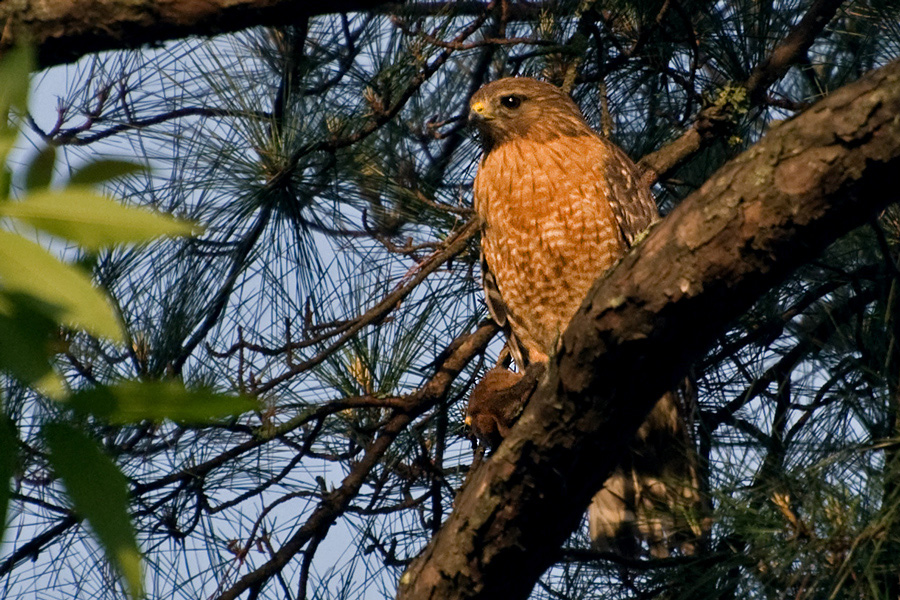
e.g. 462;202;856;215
481;255;529;368
600;140;659;247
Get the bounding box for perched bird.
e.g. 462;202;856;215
468;77;703;557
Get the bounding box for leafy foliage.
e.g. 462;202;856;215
0;45;252;599
44;423;144;598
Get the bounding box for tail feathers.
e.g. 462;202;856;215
588;466;704;558
589;468;642;557
588;391;706;558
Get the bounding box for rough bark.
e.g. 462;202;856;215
0;0;391;68
0;1;558;69
397;58;900;600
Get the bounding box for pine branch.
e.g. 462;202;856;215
0;515;78;577
253;217;481;394
639;0;846;184
214;320;499;600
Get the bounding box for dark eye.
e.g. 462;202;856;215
500;95;522;109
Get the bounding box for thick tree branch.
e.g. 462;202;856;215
0;0;563;69
0;0;391;68
397;58;900;600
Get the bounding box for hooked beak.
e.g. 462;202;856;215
468;101;490;124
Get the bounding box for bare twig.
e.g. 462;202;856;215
253;216;481;394
214;320;499;600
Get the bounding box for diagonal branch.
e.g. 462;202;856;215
254;216;481;394
214;319;499;600
397;57;900;600
639;0;846;183
744;0;845;103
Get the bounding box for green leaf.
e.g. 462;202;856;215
68;380;257;424
0;166;11;201
0;44;33;124
25;145;56;191
0;188;198;249
0;291;66;398
0;230;123;341
45;423;143;599
0;416;17;547
69;160;148;186
0;136;14;171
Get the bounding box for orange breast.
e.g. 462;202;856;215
474;134;626;359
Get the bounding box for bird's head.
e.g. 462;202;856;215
469;77;592;150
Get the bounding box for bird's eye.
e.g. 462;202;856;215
500;95;522;109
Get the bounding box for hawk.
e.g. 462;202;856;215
468;77;703;557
